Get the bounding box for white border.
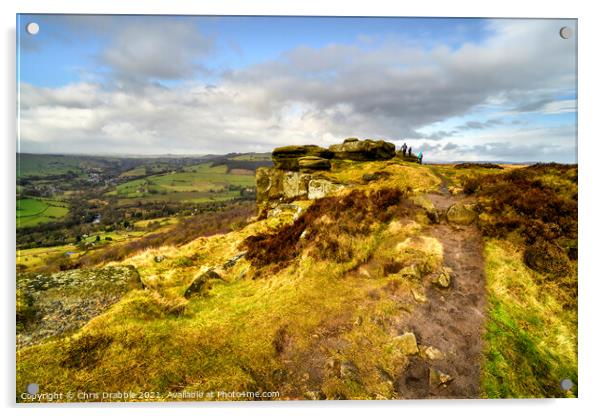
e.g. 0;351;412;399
2;1;601;415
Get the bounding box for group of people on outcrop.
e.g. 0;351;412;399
400;142;423;164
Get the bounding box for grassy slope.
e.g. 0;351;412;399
17;154;87;177
15;160;578;400
17;229;419;399
16;198;69;228
482;240;577;398
429;163;577;398
17;159;441;401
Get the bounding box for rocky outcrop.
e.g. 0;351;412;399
256;167;345;216
258;138;395;216
223;252;246;270
308;179;345;200
298;156;331;172
272;145;334;171
256;168;311;207
284;172;312;199
267;204;303;220
330;138;396;161
16;266;143;348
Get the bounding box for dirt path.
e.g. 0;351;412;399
397;176;487;399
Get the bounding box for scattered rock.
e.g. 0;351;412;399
329;139;396;161
362;171;391;183
267;203;303;220
154;255;165;263
397;265;421;281
205;269;223;281
448;186;464;196
393;332;419;355
432;267;453;288
446;203;477;225
223;252;246;270
421;346;445;361
429;368;453;387
184;269;222;299
308;179;345;200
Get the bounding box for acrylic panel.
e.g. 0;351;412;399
16;14;577;402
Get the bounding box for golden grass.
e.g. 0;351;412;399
16;160;577;401
481;239;577;398
16;195;441;401
322;159;441;194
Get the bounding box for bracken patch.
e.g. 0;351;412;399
242;188;415;268
468;164;577;248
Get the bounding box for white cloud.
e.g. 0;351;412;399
540;99;577;115
101;20;214;82
19;19;577;162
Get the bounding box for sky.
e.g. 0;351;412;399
17;15;577;162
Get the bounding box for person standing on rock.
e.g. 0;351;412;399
401;142;408;157
417;151;423;164
408;147;412;157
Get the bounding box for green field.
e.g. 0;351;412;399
119;166;147;177
229;153;271;161
108;163;255;202
16;198;69;228
16;154;98;178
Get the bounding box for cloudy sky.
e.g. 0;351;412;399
17;15;577;162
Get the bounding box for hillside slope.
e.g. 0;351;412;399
16;153;577;401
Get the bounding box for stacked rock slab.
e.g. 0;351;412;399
329;138;396;161
257;138;397;217
272;145;334;171
298;156;331;172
